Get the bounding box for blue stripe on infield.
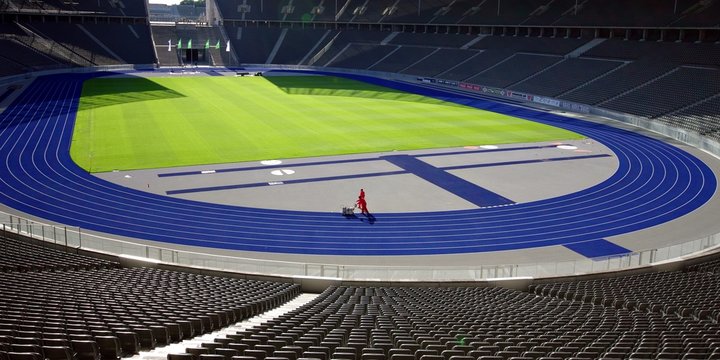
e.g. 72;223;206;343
165;154;611;195
564;239;632;258
381;154;515;207
167;170;407;195
157;144;564;178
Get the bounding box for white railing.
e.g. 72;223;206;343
3;211;719;282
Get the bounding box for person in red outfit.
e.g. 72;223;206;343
356;195;369;215
359;188;365;200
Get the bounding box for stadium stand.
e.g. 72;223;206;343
657;95;720;141
303;30;390;67
0;38;65;75
271;28;337;66
326;43;399;69
510;57;624;97
367;46;439;73
152;24;183;66
177;279;720;360
0;234;301;360
399;48;480;77
600;66;720;118
470;36;590;56
225;26;284;65
386;32;476;48
435;48;514;81
1;0;147;17
559;59;680;106
21;22;123;65
0;236;118;272
530;269;720;323
464;53;564;89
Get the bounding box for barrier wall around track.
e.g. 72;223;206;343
3;212;719;281
1;65;720;282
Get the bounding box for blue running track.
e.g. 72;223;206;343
0;72;716;256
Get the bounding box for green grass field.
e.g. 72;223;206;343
70;75;583;173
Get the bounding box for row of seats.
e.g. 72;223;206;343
0;245;301;360
600;66;720;118
3;0;148;17
0;235;118;272
174;282;720;360
657;95;720;141
214;0;720;27
530;259;720;322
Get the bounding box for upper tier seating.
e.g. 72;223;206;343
0;39;65;74
326;43;398;69
4;0;148;17
386;33;476;48
600;66;720;118
367;46;438;73
559;59;679;105
19;22;156;66
216;0;720;27
302;30;390;67
272;28;337;65
464;53;563;88
510;57;624;97
224;26;284;65
399;48;480;77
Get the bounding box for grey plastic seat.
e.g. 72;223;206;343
94;336;121;360
70;341;99;360
42;346;74;360
168;354;196;360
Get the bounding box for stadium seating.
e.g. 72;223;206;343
657;96;720;141
178;281;720;360
510;58;624;97
531;270;720;321
367;46;438;74
225;27;284;65
399;48;480;77
0;234;301;360
0;236;118;272
302;30;390;67
214;0;720;27
326;44;399;69
559;59;678;106
271;28;337;66
386;33;476;48
600;66;720;118
2;0;147;17
464;53;564;88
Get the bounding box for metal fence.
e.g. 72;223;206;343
3;211;719;281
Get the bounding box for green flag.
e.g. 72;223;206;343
188;39;192;48
215;40;220;49
177;38;182;49
205;40;210;49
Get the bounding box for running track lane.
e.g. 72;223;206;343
0;72;716;256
